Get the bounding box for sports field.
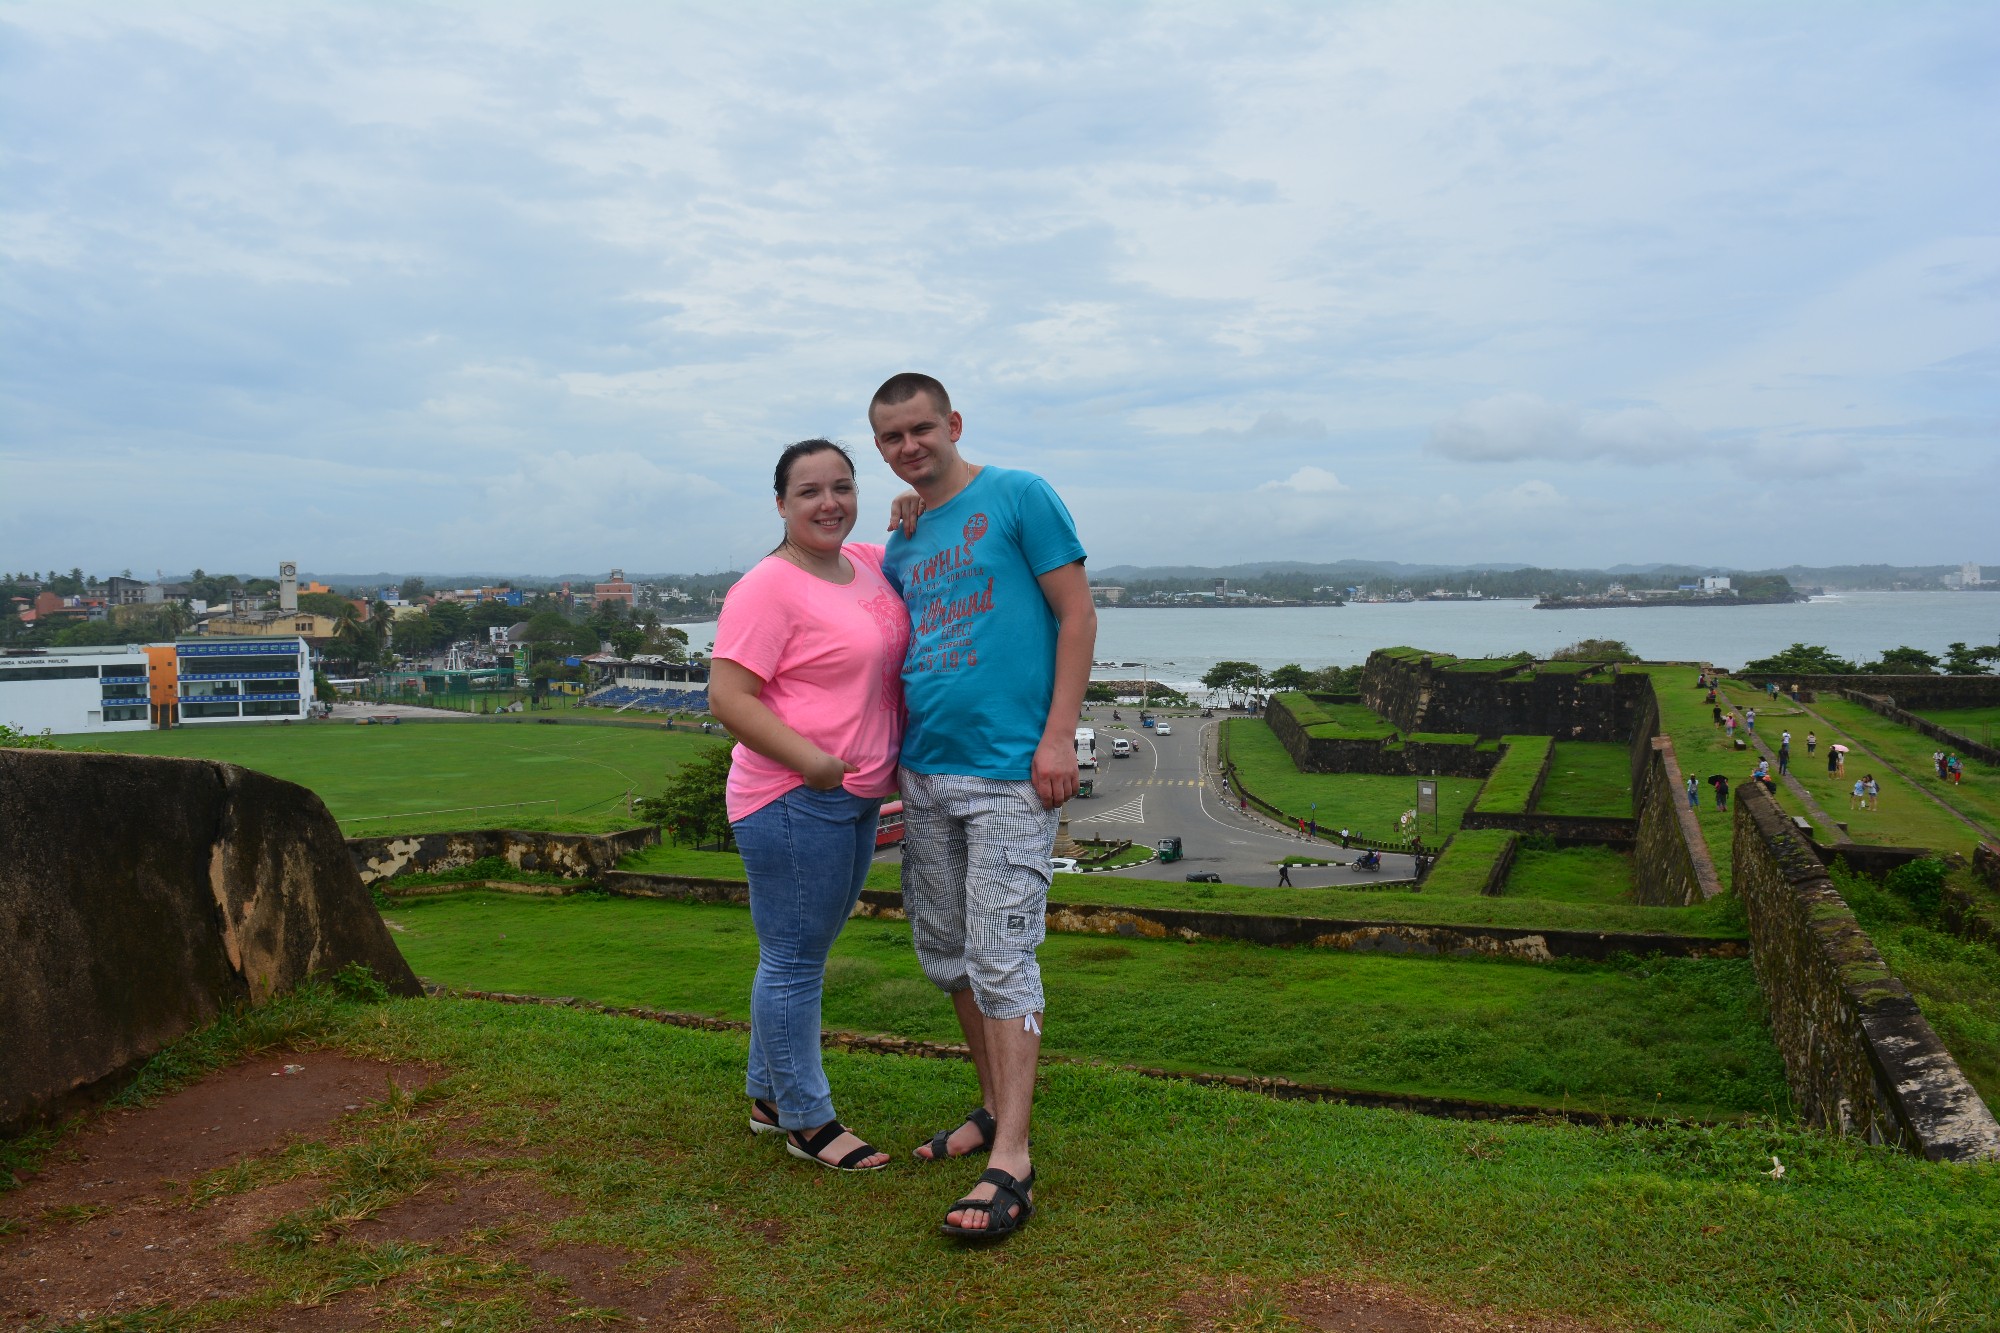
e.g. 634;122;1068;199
59;720;723;834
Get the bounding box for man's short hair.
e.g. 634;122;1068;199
869;372;951;425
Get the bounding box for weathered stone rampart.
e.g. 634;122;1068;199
347;826;660;885
1;749;421;1134
1632;738;1715;905
1361;651;1652;740
1731;783;1999;1161
1262;694;1499;777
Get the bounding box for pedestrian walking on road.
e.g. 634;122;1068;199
1278;862;1293;887
1307;817;1317;841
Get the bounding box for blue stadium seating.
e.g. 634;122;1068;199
586;684;711;714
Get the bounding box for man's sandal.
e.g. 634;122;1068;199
786;1121;888;1172
940;1166;1035;1241
913;1106;997;1163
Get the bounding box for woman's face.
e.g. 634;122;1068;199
777;449;858;556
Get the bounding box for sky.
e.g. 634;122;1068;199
3;1;1997;580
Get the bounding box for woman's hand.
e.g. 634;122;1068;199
802;751;861;791
886;489;925;537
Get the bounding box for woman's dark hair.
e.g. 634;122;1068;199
773;438;855;497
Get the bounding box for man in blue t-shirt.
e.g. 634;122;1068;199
872;372;1095;1242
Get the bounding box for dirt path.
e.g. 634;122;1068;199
0;1053;731;1331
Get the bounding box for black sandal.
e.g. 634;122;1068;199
940;1166;1035;1241
749;1098;783;1136
914;1106;997;1163
786;1121;888;1172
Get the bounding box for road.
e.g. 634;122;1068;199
1066;711;1418;888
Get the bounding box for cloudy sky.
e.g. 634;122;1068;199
3;2;1996;579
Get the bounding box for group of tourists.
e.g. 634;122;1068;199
1934;751;1968;785
707;373;1092;1242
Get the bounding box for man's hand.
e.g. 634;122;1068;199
886;489;925;537
803;751;860;792
1030;732;1079;810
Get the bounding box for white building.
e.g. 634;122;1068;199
0;645;154;736
1961;563;1982;588
1699;576;1732;593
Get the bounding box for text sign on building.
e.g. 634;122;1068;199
1416;779;1438;815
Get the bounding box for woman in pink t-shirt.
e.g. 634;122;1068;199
708;439;909;1173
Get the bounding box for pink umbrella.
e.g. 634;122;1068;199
1830;743;1849;753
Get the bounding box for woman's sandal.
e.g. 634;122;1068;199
940;1166;1035;1242
786;1121;888;1172
748;1098;784;1136
913;1106;996;1163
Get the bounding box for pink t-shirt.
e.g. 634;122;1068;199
713;544;909;822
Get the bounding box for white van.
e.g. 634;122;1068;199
1074;727;1097;768
1111;737;1134;758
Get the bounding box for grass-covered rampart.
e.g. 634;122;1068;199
11;985;1995;1331
382;891;1784;1119
1469;735;1553;814
1422;829;1517;895
1537;741;1637;818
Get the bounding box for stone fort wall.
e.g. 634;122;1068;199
1731;783;1998;1161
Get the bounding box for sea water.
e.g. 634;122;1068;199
676;591;1999;691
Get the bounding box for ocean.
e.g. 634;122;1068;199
674;590;1998;692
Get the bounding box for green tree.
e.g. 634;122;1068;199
428;600;471;640
1942;642;2000;676
399;576;427;603
1863;646;1941;675
1309;664;1365;693
1201;660;1267;706
636;744;735;849
1551;638;1639;662
1743;643;1859;674
296;591;354;618
1268;663;1314;691
611;627;646;658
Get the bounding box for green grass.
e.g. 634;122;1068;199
1797;697;2000;847
1422;830;1516;895
1276;692;1399;740
1505;845;1638;905
1392;731;1479;747
612;845;1749;936
1537;741;1636;818
1629;666;1742;890
1226;719;1482;841
56;720;718;835
382;892;1783;1119
1469;735;1552;814
1919;704;2000;746
1835;866;2000;1114
26;987;2000;1331
1442;658;1530;674
1533;660;1605;675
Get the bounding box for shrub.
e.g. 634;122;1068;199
1884;858;1947;920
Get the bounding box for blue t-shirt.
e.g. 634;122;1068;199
883;466;1086;779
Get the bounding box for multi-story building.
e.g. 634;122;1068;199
593;570;636;607
173;636;313;724
0;644;156;735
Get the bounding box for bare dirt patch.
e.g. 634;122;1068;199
2;1052;435;1328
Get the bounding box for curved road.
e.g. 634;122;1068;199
1066;711;1417;888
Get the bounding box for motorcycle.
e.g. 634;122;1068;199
1353;849;1382;871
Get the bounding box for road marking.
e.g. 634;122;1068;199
1077;796;1145;824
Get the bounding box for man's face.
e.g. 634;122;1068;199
871;392;963;489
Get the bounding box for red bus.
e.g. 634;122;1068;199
875;800;905;849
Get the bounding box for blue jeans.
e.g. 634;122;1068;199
733;785;881;1132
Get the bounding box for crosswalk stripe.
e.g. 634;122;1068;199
1077;795;1145;824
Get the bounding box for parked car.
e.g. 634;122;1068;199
1050;856;1081;874
1155;723;1173;736
1184;871;1221;883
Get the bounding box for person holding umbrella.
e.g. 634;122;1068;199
1832;743;1848;774
1709;773;1730;811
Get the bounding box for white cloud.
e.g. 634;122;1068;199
1428;393;1704;465
1257;465;1347;494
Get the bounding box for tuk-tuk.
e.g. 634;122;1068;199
1077;777;1094;798
1156;836;1183;863
1140;711;1156;728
